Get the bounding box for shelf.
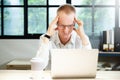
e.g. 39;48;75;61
99;51;120;56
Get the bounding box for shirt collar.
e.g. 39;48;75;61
56;33;61;45
55;31;76;45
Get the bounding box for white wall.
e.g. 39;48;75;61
0;39;39;68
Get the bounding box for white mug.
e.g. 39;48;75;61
30;58;44;71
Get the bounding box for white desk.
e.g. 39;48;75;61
0;70;120;80
6;59;31;70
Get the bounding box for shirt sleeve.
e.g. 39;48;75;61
34;35;50;70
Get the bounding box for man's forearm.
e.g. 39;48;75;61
79;34;89;46
35;35;50;70
77;28;89;46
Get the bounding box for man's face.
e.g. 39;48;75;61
57;12;75;39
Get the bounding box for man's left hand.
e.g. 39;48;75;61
74;17;89;46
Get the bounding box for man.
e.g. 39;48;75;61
34;4;92;70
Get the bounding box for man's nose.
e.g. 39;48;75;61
63;26;69;33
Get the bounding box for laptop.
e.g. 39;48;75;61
50;49;98;78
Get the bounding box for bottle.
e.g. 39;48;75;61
103;44;109;52
109;44;114;52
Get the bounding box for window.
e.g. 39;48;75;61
72;0;92;5
94;8;115;36
0;7;2;35
49;0;66;5
93;1;115;37
119;9;120;27
72;0;116;38
4;0;24;5
1;0;24;37
119;0;120;5
49;8;58;24
28;0;46;5
119;0;120;27
76;8;92;36
94;0;115;5
0;0;119;40
4;8;24;35
118;0;120;27
0;1;1;35
71;0;116;48
28;8;46;34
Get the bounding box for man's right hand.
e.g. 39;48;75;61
46;16;59;36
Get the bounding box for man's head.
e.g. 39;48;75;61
57;4;76;44
57;4;76;15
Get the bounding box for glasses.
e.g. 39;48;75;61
57;23;75;29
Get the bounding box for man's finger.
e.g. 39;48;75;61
73;28;78;33
74;17;78;23
55;27;58;30
73;27;76;30
74;18;83;27
55;15;59;22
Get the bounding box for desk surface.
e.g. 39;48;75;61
7;59;31;65
0;70;120;80
6;59;31;70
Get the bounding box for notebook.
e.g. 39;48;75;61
50;49;98;78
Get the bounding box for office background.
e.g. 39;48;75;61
0;0;120;69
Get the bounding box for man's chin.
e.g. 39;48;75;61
59;33;71;39
63;35;69;39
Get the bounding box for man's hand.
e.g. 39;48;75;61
74;17;89;46
74;17;85;38
46;16;59;36
74;18;85;35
